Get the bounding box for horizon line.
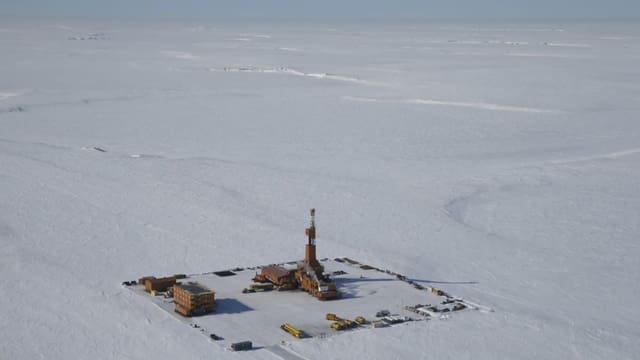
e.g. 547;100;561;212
1;13;639;22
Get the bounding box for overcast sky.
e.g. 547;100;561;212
1;0;639;19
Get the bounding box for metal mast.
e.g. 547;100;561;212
307;208;316;245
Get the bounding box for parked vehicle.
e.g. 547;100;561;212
326;313;339;321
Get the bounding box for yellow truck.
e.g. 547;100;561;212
330;319;355;331
326;313;339;321
281;323;304;338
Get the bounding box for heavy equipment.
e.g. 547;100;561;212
326;313;339;321
281;323;304;338
330;319;355;331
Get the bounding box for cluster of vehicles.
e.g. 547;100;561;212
241;310;416;350
325;313;368;330
279;310;415;340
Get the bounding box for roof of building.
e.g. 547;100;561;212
262;265;291;279
176;282;214;295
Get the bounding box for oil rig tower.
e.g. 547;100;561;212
304;208;320;270
253;209;339;300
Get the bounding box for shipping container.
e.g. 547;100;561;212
231;341;252;351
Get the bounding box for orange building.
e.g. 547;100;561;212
144;276;176;292
173;282;216;317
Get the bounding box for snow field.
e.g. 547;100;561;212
1;18;639;359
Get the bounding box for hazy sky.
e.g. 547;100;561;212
1;0;639;19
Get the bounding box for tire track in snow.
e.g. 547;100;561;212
442;189;488;232
444;146;639;237
267;345;308;360
0;94;145;115
442;187;510;285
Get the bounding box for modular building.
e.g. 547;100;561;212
173;282;216;316
254;265;295;287
144;276;176;292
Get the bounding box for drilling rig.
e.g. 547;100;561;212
253;209;339;300
295;209;339;300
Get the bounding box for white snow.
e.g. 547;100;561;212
161;51;200;60
543;42;593;48
0;90;27;101
343;96;556;113
1;18;640;360
209;66;381;86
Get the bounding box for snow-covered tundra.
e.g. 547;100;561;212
1;18;639;359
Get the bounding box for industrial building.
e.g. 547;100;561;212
142;276;177;292
173;282;216;316
253;209;339;300
254;265;295;289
